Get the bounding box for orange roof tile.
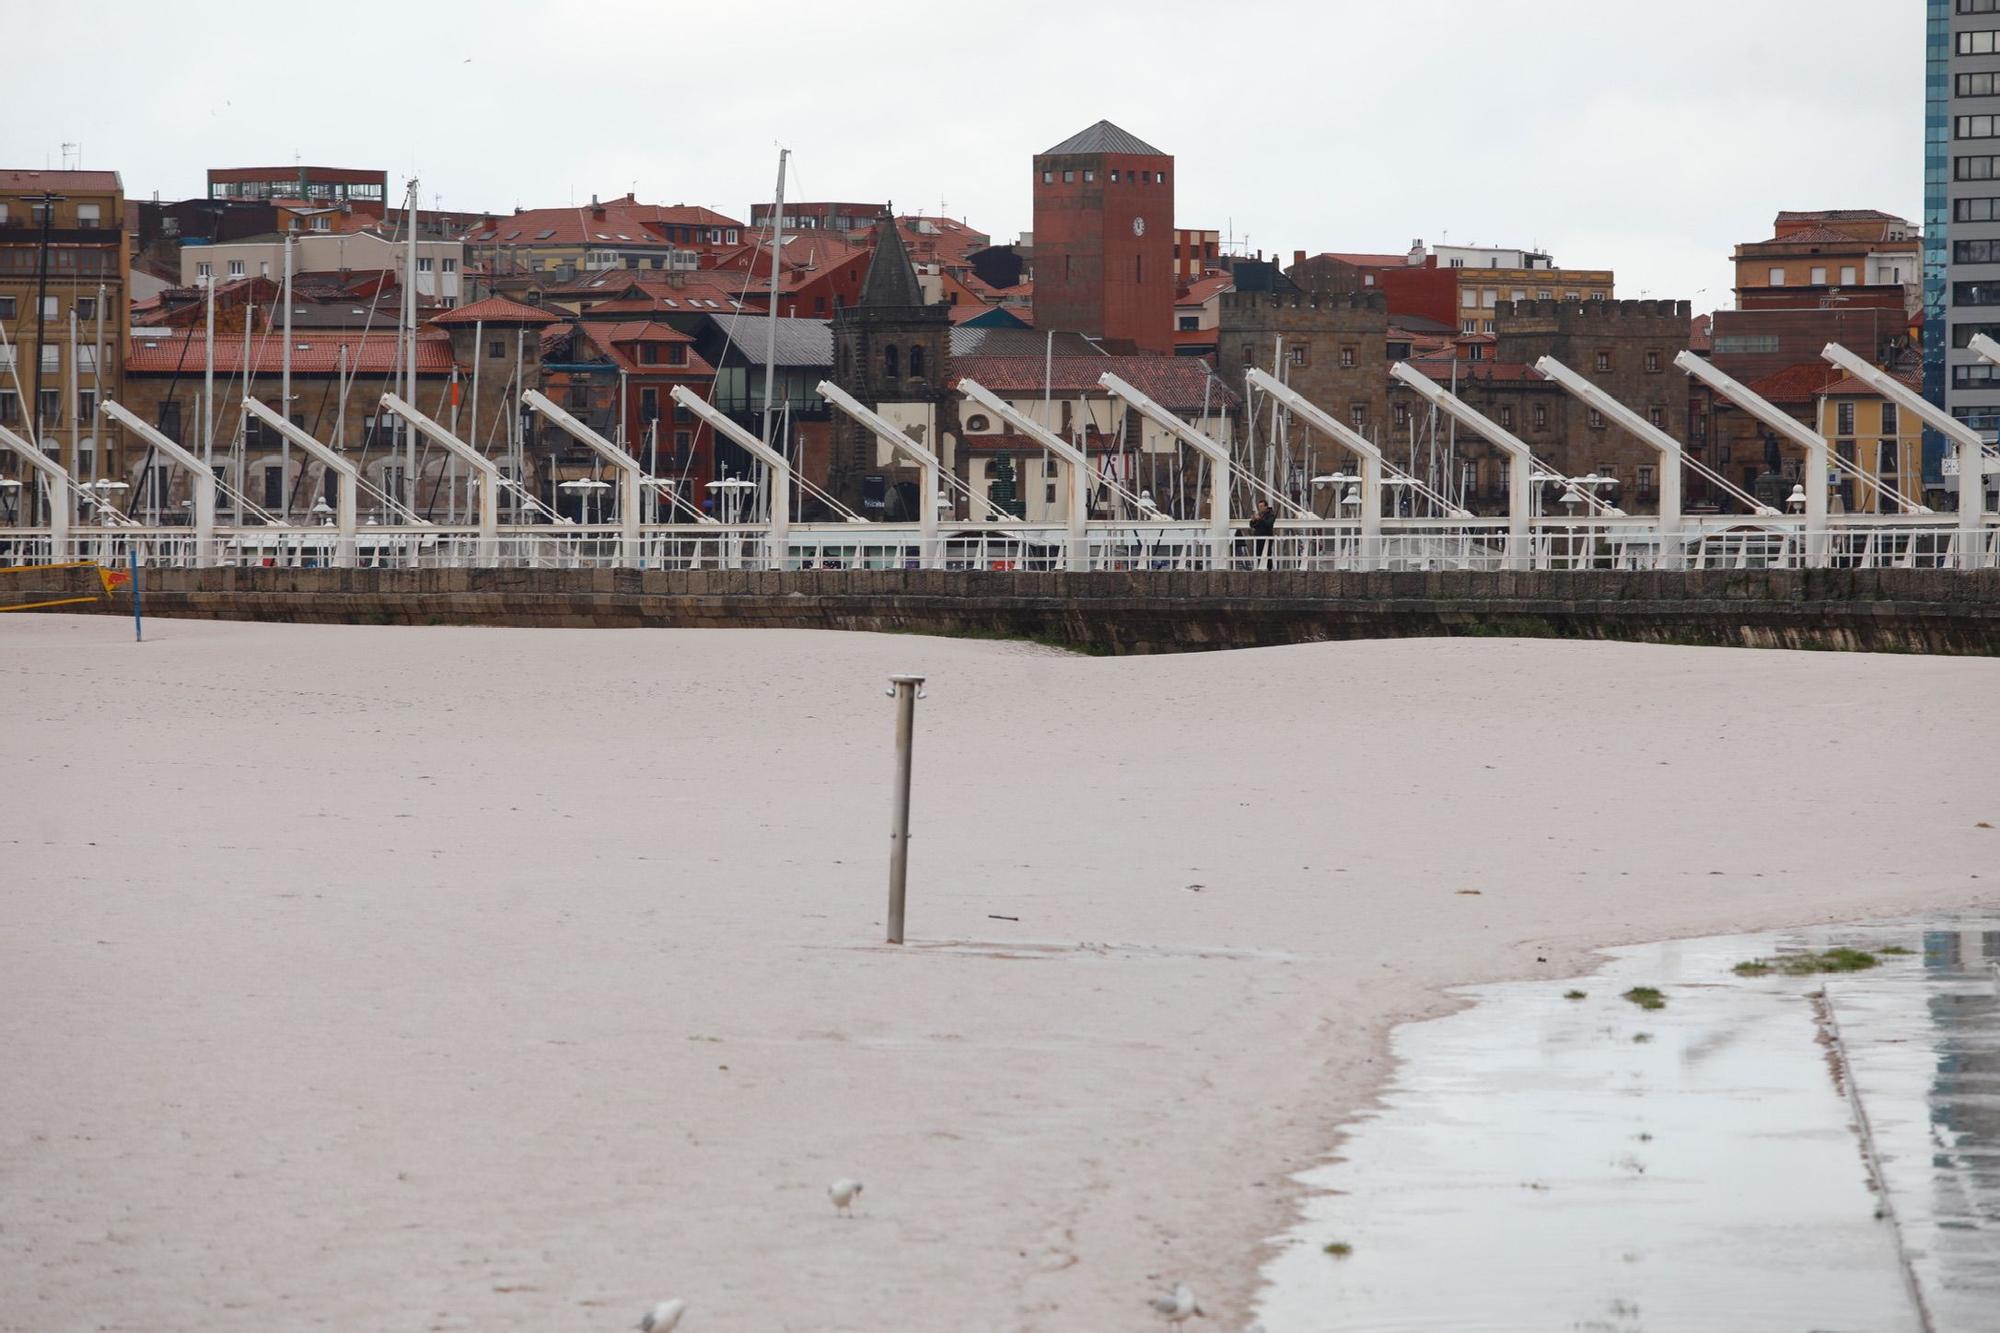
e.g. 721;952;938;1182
127;330;454;375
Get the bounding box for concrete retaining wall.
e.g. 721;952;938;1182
11;567;2000;655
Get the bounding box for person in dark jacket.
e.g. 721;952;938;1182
1248;503;1277;568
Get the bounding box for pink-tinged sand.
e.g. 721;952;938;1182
2;616;1996;1332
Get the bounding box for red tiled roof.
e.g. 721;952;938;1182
552;272;755;310
1689;313;1713;353
126;330;455;375
429;296;563;326
1754;225;1861;245
1308;251;1412;269
1;168;120;193
949;354;1235;410
468;196;743;248
1744;361;1844;405
1814;368;1920;397
1176;275;1234;306
568;321;713;376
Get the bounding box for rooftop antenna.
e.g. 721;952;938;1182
61;142;80;169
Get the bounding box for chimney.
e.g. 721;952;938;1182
1293;249;1306;269
1408;239;1426;266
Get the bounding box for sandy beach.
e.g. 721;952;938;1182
3;616;1997;1332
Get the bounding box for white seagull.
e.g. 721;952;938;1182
1149;1283;1205;1324
828;1178;864;1217
637;1298;686;1331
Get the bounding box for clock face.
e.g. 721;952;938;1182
1131;216;1146;237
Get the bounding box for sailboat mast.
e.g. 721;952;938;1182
404;178;419;517
761;150;787;449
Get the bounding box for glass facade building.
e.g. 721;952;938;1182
1926;0;1951;482
1939;0;2000;509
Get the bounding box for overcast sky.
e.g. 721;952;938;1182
7;0;1920;315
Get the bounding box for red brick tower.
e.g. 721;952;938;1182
1032;120;1173;354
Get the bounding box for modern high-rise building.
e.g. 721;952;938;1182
1934;0;2000;508
1031;121;1174;354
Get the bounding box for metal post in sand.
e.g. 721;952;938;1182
885;674;926;944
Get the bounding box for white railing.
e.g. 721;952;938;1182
5;516;1998;573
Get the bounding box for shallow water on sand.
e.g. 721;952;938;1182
1254;914;2000;1333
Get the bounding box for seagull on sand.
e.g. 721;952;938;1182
1149;1283;1205;1324
828;1178;863;1217
637;1298;686;1331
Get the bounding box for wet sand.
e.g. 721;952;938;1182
3;617;1997;1330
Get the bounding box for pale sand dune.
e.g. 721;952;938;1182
2;616;1996;1332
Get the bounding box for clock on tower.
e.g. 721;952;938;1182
1132;216;1146;237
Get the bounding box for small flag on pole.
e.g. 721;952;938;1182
96;565;131;594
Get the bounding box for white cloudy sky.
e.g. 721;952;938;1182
7;0;1918;315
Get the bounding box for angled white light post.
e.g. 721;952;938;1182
522;389;643;565
817;380;943;568
1826;341;1991;568
1243;367;1391;562
1389;362;1533;568
241;397;361;566
0;421;71;557
958;377;1092;570
670;384;791;563
1675;352;1861;569
1534;356;1689;564
380;392;500;560
98;399;218;566
1096;371;1232;566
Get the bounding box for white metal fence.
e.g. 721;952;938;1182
4;517;1998;573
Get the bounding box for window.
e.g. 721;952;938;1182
489;340;505;358
1393;402;1409;429
1956;154;2000;180
910;346;926;380
1481;320;1495;334
1468;340;1486;358
1637;465;1656;495
1768;266;1786;286
1712;333;1779;354
1810;266;1828;285
667;344;686;366
0;391;16;424
263;467;285;510
1289;345;1308;367
0;203;7;225
1645;350;1662;373
1349;404;1366;429
38;389;61;424
639;342;661;365
1961;115;2000;140
1041;170;1053;184
1595;351;1612;372
1537;289;1553;300
76;202;100;228
1955;238;2000;264
1836;402;1857;435
1960;29;2000;55
1462;288;1478;308
1881;403;1899;436
884;344;899;377
1956;195;2000;222
1461;319;1478;334
76;296;96;322
1952;362;2000;388
1339;347;1356;368
1109;171;1120;183
1499;405;1515;430
1482;289;1497;308
228;260;245;277
1083;170;1095;182
312;215;330;232
1587;408;1606;430
640;388;659;422
1135;254;1144;284
1062;170;1075;183
41;345;59;373
1177;315;1199;331
1840;265;1857;285
1960;68;2000;97
39;296;56;319
1648;405;1666;428
77;346;97;373
0;345;11;369
417;257;434;272
1533;404;1548;430
0;295;12;319
1954;280;2000;305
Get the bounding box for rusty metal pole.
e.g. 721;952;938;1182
885;674;926;944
